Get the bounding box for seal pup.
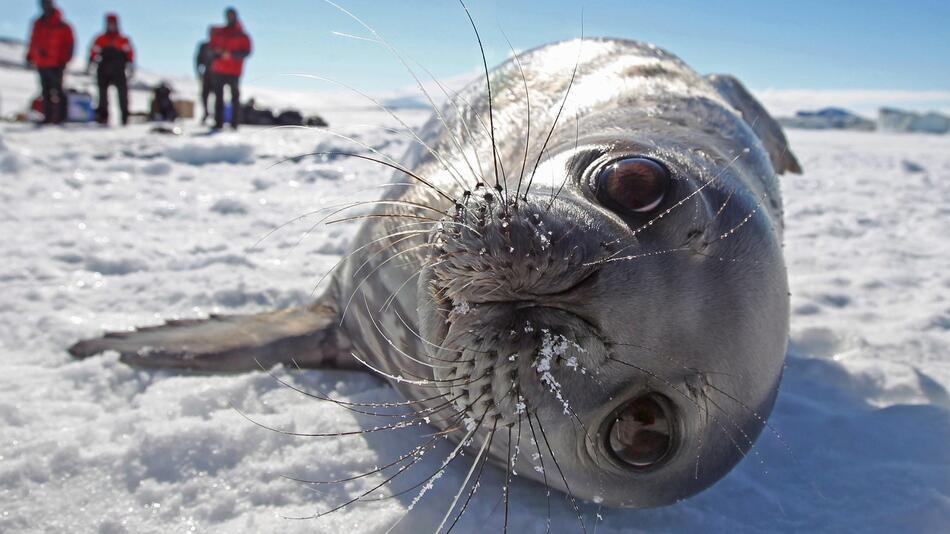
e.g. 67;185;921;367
70;34;800;518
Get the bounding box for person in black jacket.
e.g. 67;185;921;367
87;13;134;125
194;28;215;124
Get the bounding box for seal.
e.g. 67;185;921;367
70;37;800;517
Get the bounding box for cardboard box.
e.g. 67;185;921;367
173;99;195;119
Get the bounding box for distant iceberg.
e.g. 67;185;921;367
879;108;950;134
777;107;876;131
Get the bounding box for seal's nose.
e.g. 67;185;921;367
604;393;676;469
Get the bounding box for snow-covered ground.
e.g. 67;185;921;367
1;55;949;534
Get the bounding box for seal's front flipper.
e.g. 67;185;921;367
705;74;802;175
68;303;357;372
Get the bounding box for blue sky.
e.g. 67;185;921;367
4;0;949;95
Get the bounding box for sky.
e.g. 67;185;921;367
3;0;949;101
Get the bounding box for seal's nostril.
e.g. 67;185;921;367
607;393;675;469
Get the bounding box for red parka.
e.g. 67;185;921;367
209;22;252;77
27;8;75;68
89;15;134;64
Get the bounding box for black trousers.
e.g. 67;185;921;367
200;72;213;120
38;67;67;124
96;71;129;125
212;73;240;128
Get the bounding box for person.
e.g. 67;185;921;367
209;8;252;130
26;0;74;125
87;13;134;125
194;29;215;124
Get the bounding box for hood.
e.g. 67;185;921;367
43;8;63;23
105;13;119;33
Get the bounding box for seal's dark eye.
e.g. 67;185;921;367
594;157;669;213
608;394;673;468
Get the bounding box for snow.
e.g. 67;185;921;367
1;59;949;534
879;108;950;134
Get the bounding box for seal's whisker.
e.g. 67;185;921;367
701;394;774;483
280;451;424;520
352;231;428;279
538;367;598;451
389;363;493;387
499;28;532;206
375;290;484;365
378;261;433;313
381;404;493;534
546;94;582;212
392;308;495;359
310;225;436;298
349;347;494;389
321;1;481;191
286;434;445;486
289;150;459;204
704;191;769;246
409;59;491;185
378;254;457;314
311;437;468;519
362;293;463;370
711;186;736;222
253;200;363;251
437;417;499;533
704;381;819;495
687;247;771;266
261;361;460;417
444;430;495;534
458;0;504;206
230;400;467;439
600;339;740;379
337;422;473;504
329;29;378;43
695;386;711;480
526;414;553;534
252;182;438;252
605;356;762;469
596;150;748;261
291;200;442;268
439;380;521;532
325;213;441;227
582;246;692;267
524;37;583;201
310;456;427;519
278;122;458;190
534;414;588;534
283;417;470;520
286;73;473;192
503;424;514;533
340;243;437;324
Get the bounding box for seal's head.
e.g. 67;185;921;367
417;72;790;507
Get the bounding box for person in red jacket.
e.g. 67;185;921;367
26;0;74;124
88;13;134;125
209;8;252;130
